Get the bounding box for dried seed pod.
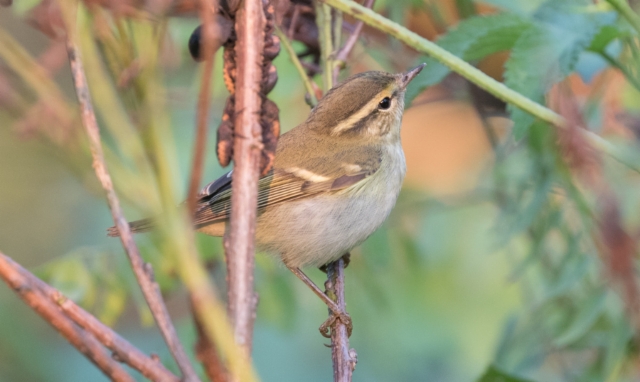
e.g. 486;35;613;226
255;0;281;174
210;0;281;171
217;97;235;167
188;25;203;61
261;64;278;94
222;43;237;93
263;35;280;60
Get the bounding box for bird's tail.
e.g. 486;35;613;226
107;218;155;237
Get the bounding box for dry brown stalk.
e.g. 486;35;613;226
192;297;229;382
224;0;265;359
0;253;135;382
331;0;374;84
325;257;357;381
65;39;199;382
186;1;222;214
0;252;180;381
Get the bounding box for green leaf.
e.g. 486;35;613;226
44;257;95;306
455;0;477;19
588;25;626;53
476;365;535;382
406;13;533;104
97;285;127;326
554;290;607;347
505;2;617;139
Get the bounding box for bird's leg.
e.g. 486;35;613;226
286;263;352;338
318;253;350;273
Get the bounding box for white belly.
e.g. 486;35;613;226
255;145;406;268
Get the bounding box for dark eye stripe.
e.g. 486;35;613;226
338;110;380;135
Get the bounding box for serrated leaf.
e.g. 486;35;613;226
476;365;535;382
406;13;533;104
505;2;616;139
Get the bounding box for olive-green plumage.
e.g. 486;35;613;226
109;65;425;268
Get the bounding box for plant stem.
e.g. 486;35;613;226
321;0;640;172
607;0;640;36
274;26;318;106
0;253;135;382
315;0;334;90
187;1;218;213
227;0;265;360
333;0;375;84
600;51;640;92
65;39;199;382
323;0;562;126
325;257;357;381
0;252;179;382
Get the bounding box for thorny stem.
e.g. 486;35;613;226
274;26;318;106
321;0;640;172
65;41;200;382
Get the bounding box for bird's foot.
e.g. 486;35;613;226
319;253;351;273
319;309;352;338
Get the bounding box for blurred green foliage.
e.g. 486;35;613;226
1;0;640;381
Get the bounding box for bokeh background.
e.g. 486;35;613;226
2;0;640;381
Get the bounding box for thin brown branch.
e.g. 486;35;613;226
332;0;374;84
225;0;265;358
39;277;179;380
0;253;134;382
325;257;357;382
192;297;229;382
288;266;344;316
65;40;199;382
187;1;219;213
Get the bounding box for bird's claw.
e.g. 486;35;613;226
319;253;351;274
319;310;352;338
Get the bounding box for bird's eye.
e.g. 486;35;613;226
378;97;391;110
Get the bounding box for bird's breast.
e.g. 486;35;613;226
255;143;406;268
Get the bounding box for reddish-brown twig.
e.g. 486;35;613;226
187;0;220;213
192;297;229;382
325;257;357;381
0;253;134;382
0;252;180;381
65;40;199;382
332;0;375;84
225;0;265;357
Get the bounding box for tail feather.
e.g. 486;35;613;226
107;218;155;237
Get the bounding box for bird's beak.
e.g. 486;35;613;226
400;63;426;89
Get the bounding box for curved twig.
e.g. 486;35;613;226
0;253;135;382
0;252;180;381
332;0;375;84
65;40;199;382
